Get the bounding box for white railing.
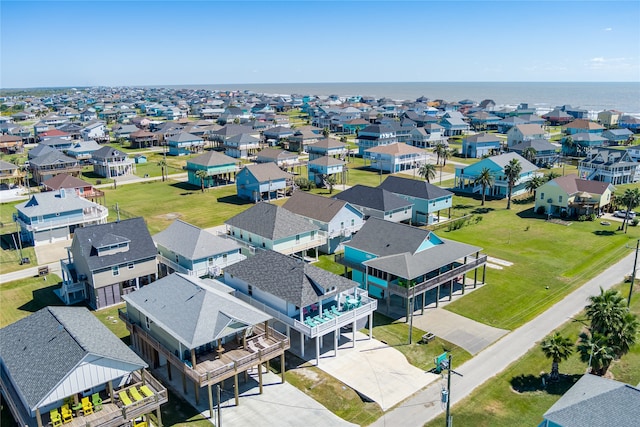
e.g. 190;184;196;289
158;254;247;277
18;206;108;232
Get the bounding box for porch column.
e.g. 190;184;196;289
334;330;339;357
108;380;114;401
300;333;305;357
208;383;214;419
421;293;425;315
280;353;286;383
167;360;172;381
264;321;269;339
369;312;373;339
194;380;200;405
257;363;263;394
182;371;187;394
462;257;468;295
352;320;357;348
436;285;440;307
315;336;320;366
449;280;453;301
481;264;486;287
234;373;239;406
474;264;478;287
156;407;163;427
36;408;42;427
191;349;197;369
286;325;290;339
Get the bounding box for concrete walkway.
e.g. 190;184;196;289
371;251;637;427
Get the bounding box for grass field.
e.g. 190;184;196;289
425;282;640;427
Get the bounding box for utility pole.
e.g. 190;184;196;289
629;239;639;307
445;354;452;427
438;353;462;427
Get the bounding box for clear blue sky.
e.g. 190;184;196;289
1;0;639;88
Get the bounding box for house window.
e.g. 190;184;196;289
558;196;563;203
223;253;228;262
540;192;544;200
112;266;119;276
208;257;214;266
145;316;151;330
175;254;179;263
311;231;315;239
351;219;355;227
248;285;253;296
296;234;300;243
128;262;134;270
341;221;344;229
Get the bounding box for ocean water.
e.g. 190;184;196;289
171;82;640;118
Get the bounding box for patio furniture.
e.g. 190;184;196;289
91;393;103;411
133;421;147;427
81;397;93;415
331;306;340;316
304;318;317;328
119;391;132;407
50;409;62;427
129;387;144;402
323;309;334;319
71;401;83;416
313;315;325;324
140;385;154;398
60;404;73;424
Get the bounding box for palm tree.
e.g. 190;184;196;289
562;136;575;155
417;163;437;183
474;167;495;206
195;169;208;192
441;148;452;166
525;175;545;197
434;143;446;165
619;187;640;233
322;127;330;138
157;158;168;182
585;287;627;337
504;158;522;210
325;174;338;194
544;171;560;182
541;332;574;381
612;311;640;356
522;147;537;163
578;331;615;376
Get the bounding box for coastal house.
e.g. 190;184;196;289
562;119;605;135
364;142;429;173
356;124;397;156
0;134;24;154
58;217;158;309
14;190;108;246
378;176;453;225
29;151;83;185
129;129;159;148
224;202;326;258
91;146;135;178
0;160;25;187
235;162;294;202
80;122;106;140
185;151;239;188
338;218;487;313
223;250;376;366
307;137;347;160
538;374;640;427
597;110;622;128
454;152;539;199
307;156;346;187
287;127;322;153
167;132;205;156
506;124;547;147
602;128;633;145
41;174;105;203
542;108;573;126
224;133;261;159
563;133;608;156
283;191;364;254
533;174;614;218
65;140;102;162
577;147;638;184
153;219;246;278
508;139;559;167
496;116;527;133
120;273;289;409
618;115;640;132
462;133;502;158
0;306;167;427
255;148;299;168
439;116;470;136
333;184;413;223
263;126;295;143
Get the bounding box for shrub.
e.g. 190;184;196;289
578;215;587;222
588;213;596;221
632;218;639;227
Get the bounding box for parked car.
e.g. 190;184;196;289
614;210;636;219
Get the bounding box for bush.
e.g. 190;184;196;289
588;213;596;221
578;215;587;222
632;218;639;227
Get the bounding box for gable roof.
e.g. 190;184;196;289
242;162;292;182
378;175;453;200
550;174;614;196
187;151;237;167
333;184;412;212
365;142;426;155
123;273;271;348
541;374;640;427
168;132;203;142
29;150;77;166
0;306;146;411
225;202;318;240
256;148;298;161
42;173;92;191
72;217;156;271
224;250;355;307
481;152;538;173
309;137;346;149
15;191;102;217
91;146;128;160
153;220;240;259
283;192;356;223
512;124;545;135
465;133;501;143
509;139;557;152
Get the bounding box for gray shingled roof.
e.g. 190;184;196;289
225;202;318;240
187;151;237;167
542;374;640;427
224;250;355;307
378;176;453;201
283;192;352;223
308;156;346;167
486;152;538;173
0;306;146;411
72;217;156;271
333;184;412;212
122;273;271;348
153;219;240;259
29;150;77;166
15;191;103;217
243;162;293;182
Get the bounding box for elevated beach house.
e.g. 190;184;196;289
333;184;413;223
378;175;453;225
185;151;239;188
0;306;167;427
235;162;294;202
533;174;615;218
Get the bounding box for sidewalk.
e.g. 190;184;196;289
371;251;636;427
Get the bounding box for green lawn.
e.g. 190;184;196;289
0;274;64;327
440;195;640;330
424;282;640;427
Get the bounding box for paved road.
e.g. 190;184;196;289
371;251;636;427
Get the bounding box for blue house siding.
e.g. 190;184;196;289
235;168;288;201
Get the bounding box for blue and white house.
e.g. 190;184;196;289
365;142;429;173
462;133;502;158
14;189;108;246
283;191;364;254
185;151;239;188
454;152;539;198
378;176;453;225
167;132;205;156
356;124;397;156
236;162;294;202
307;156;346;187
153;219;246;278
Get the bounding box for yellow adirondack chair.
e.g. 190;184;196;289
49;409;62;427
81;396;93;415
60;404;73;424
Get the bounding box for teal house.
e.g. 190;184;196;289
340;218;486;313
454;152;538;199
167;132;205;156
378;176;453;225
185;151;238;188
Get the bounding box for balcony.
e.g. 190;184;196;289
157;254;247;277
119;309;289;388
0;367;166;427
17;206;108;232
